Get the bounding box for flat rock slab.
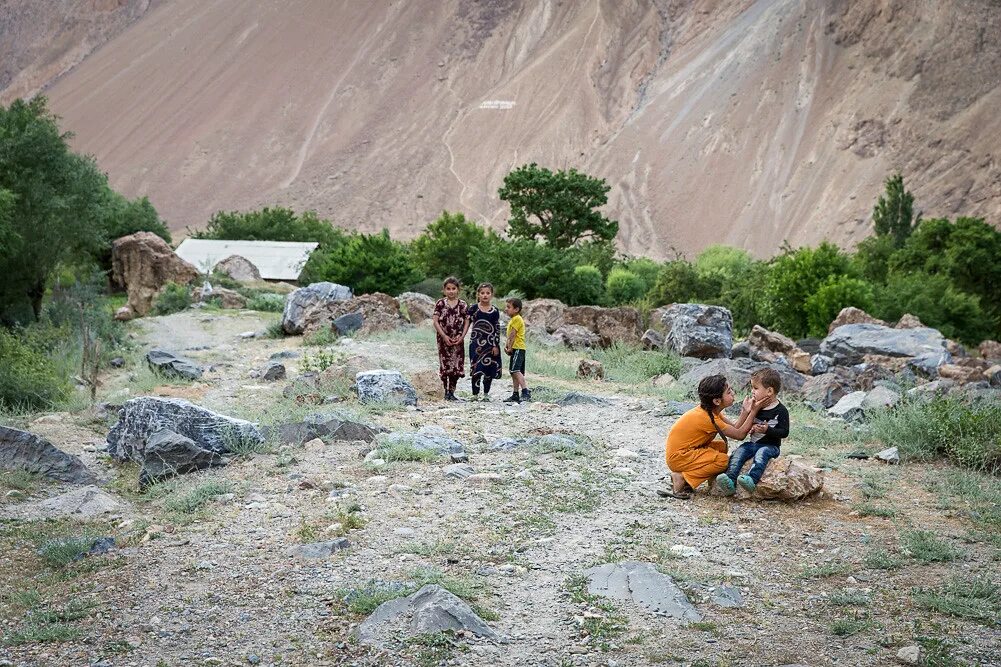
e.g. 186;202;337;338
820;323;949;366
263;413;380;446
0;426;95;484
36;486;125;518
443;464;474;479
356;370;418;406
584;561;702;622
356;584;499;647
558;392;610;407
146;349;203;380
711;584;745;608
287;538;350;559
379;426;464;455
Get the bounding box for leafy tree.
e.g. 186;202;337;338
852;234;896;283
605;268;646;305
621;257;661;295
0;327;69;409
573;240;618;276
410;211;487;287
498;163;619;249
873;271;988;344
804;276;875;338
648;260;702;306
194;207;344;247
872;173;916;247
301;230;421;295
469;233;578;301
567;265;605;306
763;242;852;338
94;192;171;272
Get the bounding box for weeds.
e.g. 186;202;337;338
565;575;628;649
827;591;870;607
407;631;465;667
302;328;338;347
901;530;964;563
376;441;442;463
863;549;904;571
1;595;94;647
37;535;97;568
301;349;340;373
0;469;42;493
854;503;898;518
164;480;233;514
798;562;850;579
830;614;872;637
913;575;1000;624
262;321;286;339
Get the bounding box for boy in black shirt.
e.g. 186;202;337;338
715;368;790;495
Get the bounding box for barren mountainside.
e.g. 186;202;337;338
2;0;1000;258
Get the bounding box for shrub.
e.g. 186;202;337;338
648;260;701;306
469;234;577;301
565;265;604;306
194;207;344;247
410;211;487;287
245;292;285;312
151;282;192;315
605;268;645;305
301;230;422;294
872;272;987;344
621;257;660;293
763;242;852;338
804;276;875;338
0;328;69;410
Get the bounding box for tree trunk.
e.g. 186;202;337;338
29;282;44;321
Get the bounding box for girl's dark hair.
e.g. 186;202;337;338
477;282;494;293
697;374;729;444
443;276;461;289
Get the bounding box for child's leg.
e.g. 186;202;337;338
471;374;481;396
746;445;779;483
725;443;757;481
512;372;525;391
483;376;493;395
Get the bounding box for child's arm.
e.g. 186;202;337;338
460;312;471;341
716;404;762;440
505;327;515;353
766;405;790;439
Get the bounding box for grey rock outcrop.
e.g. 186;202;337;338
820;324;949;367
355;370;418;406
355;584;499;646
281;282;353;334
0;426;95;484
378;426;464;456
827;391;867;422
680;358;807;394
661;304;733;359
139;429;226;487
146;349;203;380
552;324;601;350
800;370;853;409
106;397;264;460
584;561;701;622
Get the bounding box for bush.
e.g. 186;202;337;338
246;292;285;312
803;276;875;338
621;257;660;294
152;282;192;315
194;207;344;247
566;265;604;306
0;328;69;409
605;268;645;305
469;234;577;301
648;260;701;306
872;271;988;344
763;242;852;338
410;211;487;288
301;230;422;295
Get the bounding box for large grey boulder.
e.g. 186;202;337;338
0;426;95;484
106;397;264;461
281;282;353;335
146;349;202;380
680;358;807;394
862;385;901;411
661;304;733;359
355;584;499;646
800;371;854;409
584;561;701;622
552;324;601;350
355;370;418;406
139;429;226;487
820;324;950;366
827;391;867;422
397;292;436;325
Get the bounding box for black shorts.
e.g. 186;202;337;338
509;349;526;374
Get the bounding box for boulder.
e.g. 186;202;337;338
355;584;499;646
146;349;203;381
139;429;226;487
747;325;797;355
192;285;246;309
577;359;605;380
114;306;135;322
895;313;925;329
288;538;350;559
261;362;286;382
731;341;752;359
907;379;956;398
800;371;853;409
874;446;900;465
355;370;418;406
552;324;601;350
650;373;677;388
827;306;887;334
819;324;949;366
106;397;264;460
679;358;807;395
649;306;672;332
111;232;200;316
734;458;824;501
301;293;406;337
661;304;733;359
213;255;261;283
0;426;95;484
987;365;1001;388
861;385;901;411
36;485;124;518
641;329;664;351
281;282;353;335
397;292;436;325
797;338;822;355
937;363;987;384
810;354;833;375
377;426;464;456
979;340;1001;361
788;351;812;374
263;413;379;446
443;463;475;480
827;391;867;422
489;434;582;453
521;298;567;333
584;561;701;622
563;305;643;347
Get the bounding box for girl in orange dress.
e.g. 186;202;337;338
663;374;768;498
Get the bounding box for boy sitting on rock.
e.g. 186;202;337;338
715;368;789;495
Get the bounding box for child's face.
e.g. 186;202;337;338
477;287;493;305
443;283;459;299
751;380;775;404
504;303;519;317
716;383;735;409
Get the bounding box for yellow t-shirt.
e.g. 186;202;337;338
507;314;526;350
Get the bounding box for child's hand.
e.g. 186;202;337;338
492;346;499;355
752;423;768;434
752;396;771;410
741;396;753;412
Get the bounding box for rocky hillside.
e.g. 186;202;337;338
2;0;999;257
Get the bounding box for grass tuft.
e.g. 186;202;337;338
164;480;233;514
901;530;964;563
913;575;1000;624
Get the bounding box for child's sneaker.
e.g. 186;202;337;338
521;388;532;401
714;473;736;496
503;393;521;403
736;475;756;493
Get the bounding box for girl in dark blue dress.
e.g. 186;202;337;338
466;283;502;400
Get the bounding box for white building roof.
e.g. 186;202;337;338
174;239;319;281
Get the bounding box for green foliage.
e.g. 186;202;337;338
763;242;852;338
872;173;915;247
151;282;192;316
245;292;285;312
194;207;343;246
605;268;645;305
913;575;1000;624
164;480;234;514
621;257;660;293
851;234;896;283
301;230;421;294
804;276;874;338
95;192;171;271
498;163;618;249
872;272;987;344
648;260;701;305
693;244;755;285
469;234;577;301
0;327;69;410
901;529;964;563
410;210;487;287
566;265;604;306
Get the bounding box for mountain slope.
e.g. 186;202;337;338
4;0;999;258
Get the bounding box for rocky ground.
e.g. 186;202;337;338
1;309;999;667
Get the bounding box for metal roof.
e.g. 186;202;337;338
174;239;319;281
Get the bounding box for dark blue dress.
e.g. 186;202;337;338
467;304;502;379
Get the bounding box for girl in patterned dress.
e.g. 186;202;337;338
432;277;470;400
466;283;502;400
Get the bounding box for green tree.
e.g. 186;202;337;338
852;234;896;283
468;233;578;300
567;265;605;306
648;260;702;306
300;230;421;295
763;242;852;338
498;163;619;249
872;173;916;247
804;276;875;338
194;207;344;247
410;211;487;287
605;268;646;305
873;271;988;344
621;257;660;294
94;191;171;272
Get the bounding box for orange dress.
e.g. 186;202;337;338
665;407;731;490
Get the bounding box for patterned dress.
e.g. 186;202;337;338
434;298;467;381
467;304;502;380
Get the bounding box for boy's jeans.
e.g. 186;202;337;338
726;443;779;483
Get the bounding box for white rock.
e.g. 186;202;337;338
613;448;640;459
896;645;921;665
670;545;702;558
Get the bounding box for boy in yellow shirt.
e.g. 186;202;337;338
503;297;531;403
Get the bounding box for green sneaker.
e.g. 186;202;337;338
737;475;756;493
714;473;736;496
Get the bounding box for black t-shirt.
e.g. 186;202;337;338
749;402;790;448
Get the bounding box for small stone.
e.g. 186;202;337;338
394;527;416;537
896;645;921;665
670;545;702;558
611;467;636;476
613;448;640;459
450;452;469;463
262;362;286;381
247;655;262;665
239;331;257;339
303;437;325;452
443;463;474;480
466;473;503;485
873;446;899;465
515;469;534;480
